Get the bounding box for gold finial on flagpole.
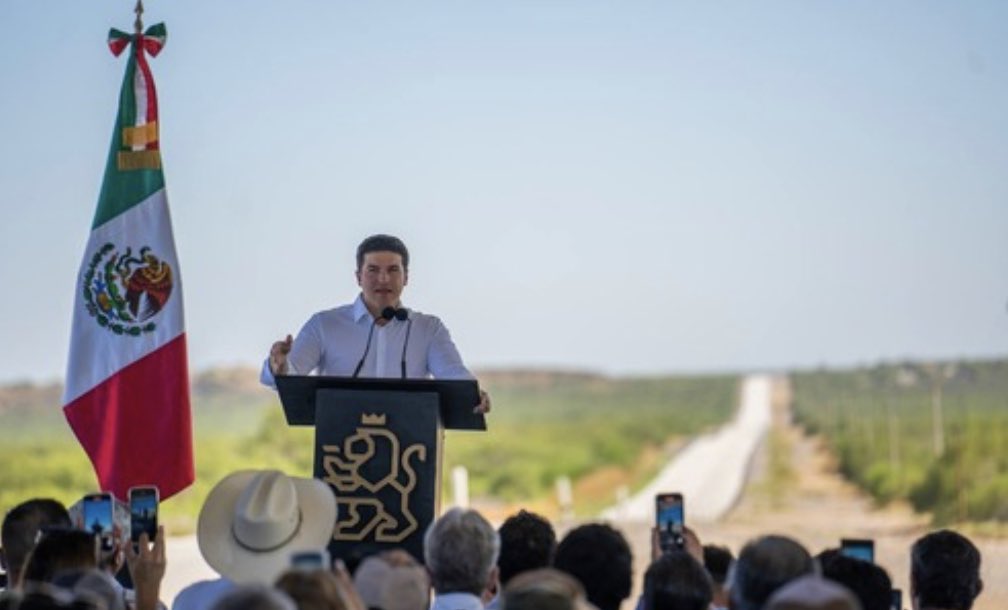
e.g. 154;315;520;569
134;0;145;35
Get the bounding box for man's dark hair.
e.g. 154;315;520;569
498;510;557;586
1;499;71;587
818;550;892;610
553;523;632;610
910;530;983;610
356;234;409;271
22;529;98;585
702;545;733;586
642;551;712;610
729;535;815;610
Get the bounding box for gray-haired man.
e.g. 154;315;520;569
425;508;501;610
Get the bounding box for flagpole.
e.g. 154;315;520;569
134;0;144;35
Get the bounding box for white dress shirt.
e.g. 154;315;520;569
430;592;486;610
261;294;473;386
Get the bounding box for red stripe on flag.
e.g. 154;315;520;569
134;43;159;131
64;334;193;501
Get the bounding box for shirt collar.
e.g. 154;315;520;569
352;294;371;323
352;293;410;323
432;592;484;610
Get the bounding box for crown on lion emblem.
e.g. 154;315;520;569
83;243;173;336
361;413;387;426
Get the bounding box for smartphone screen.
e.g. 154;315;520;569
840;538;875;563
82;493;114;551
290;550;330;570
890;588;902;610
129;486;159;543
655;493;685;552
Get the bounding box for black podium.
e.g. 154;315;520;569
275;375;486;563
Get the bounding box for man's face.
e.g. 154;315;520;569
356;250;408;313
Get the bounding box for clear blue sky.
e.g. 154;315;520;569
1;2;1006;384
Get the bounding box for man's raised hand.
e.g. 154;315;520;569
270;334;293;375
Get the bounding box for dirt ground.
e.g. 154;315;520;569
610;376;1006;610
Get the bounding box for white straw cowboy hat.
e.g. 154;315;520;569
197;470;337;584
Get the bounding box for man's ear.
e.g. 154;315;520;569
403;268;409;286
482;565;500;604
0;545;8;571
355;269;362;286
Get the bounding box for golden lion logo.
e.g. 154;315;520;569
322;414;427;543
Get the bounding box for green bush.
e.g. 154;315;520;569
792;358;1008;524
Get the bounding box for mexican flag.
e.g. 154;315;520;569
63;23;193;501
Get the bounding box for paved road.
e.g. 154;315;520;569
162;535;213;605
601;374;772;523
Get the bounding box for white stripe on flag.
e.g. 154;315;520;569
64;188;185;404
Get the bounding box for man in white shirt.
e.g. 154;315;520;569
261;234;490;412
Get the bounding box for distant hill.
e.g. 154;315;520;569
0;366;271;414
0;366;632;414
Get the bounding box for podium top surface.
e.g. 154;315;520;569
275;375;487;431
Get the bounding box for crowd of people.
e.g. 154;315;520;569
0;469;986;610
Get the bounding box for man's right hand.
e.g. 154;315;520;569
270;334;293;375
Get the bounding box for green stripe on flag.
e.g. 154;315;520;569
92;39;165;229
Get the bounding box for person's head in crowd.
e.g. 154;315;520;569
1;499;71;589
197;470;338;584
208;583;297;610
910;530;983;610
51;569;127;610
817;551;891;610
497;510;557;587
643;550;713;610
21;530;98;586
728;535;816;610
64;497;130;576
553;523;632;610
764;575;861;610
353;550;430;610
501;568;594;610
424;507;500;604
275;568;358;610
703;545;734;609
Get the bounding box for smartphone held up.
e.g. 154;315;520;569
839;538;875;563
129;485;160;544
655;492;685;553
81;492;115;551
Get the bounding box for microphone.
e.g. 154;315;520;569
352;318;378;378
382;307;413;377
381;306;408;321
400;316;413;379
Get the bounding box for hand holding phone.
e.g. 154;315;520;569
655;493;685;553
